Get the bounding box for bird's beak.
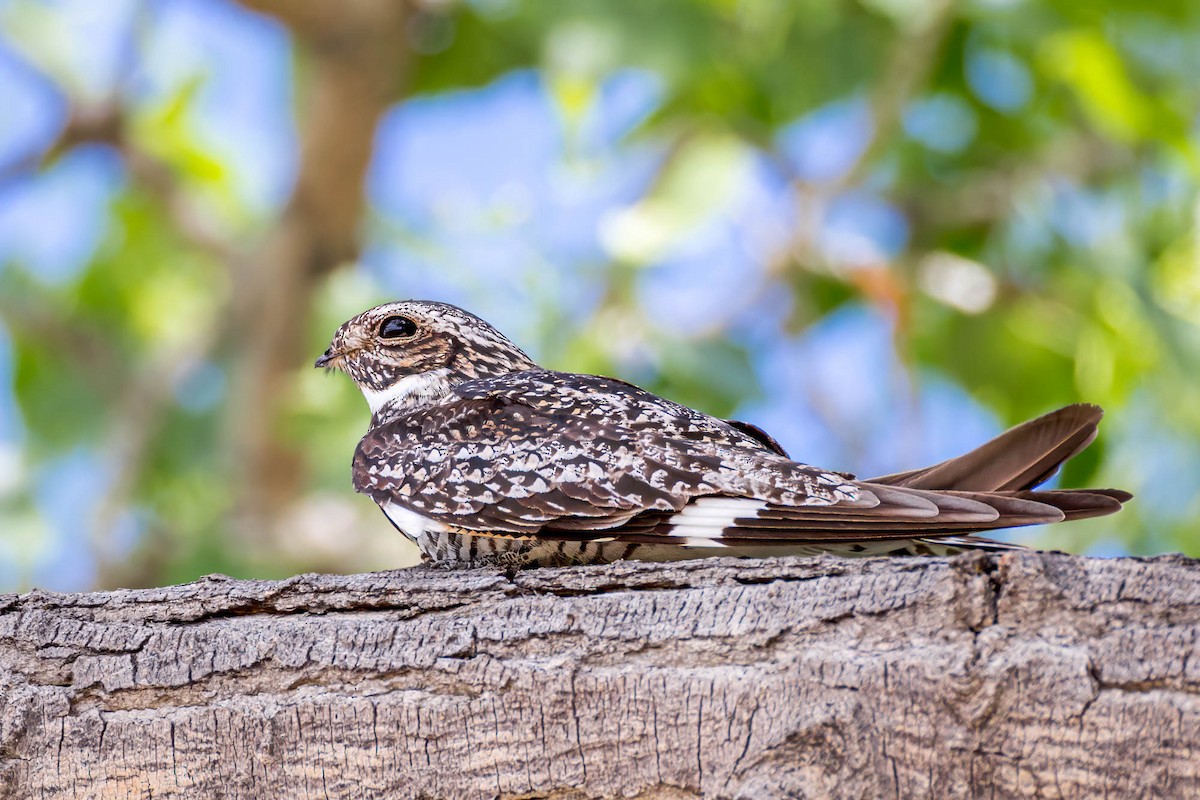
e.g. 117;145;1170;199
314;348;338;369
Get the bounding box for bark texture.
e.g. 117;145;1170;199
1;551;1198;799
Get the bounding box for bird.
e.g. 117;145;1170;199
316;300;1131;567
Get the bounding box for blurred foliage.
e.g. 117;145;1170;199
1;0;1199;591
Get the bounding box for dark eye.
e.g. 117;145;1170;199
379;316;417;339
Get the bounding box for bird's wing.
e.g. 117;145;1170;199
352;372;1039;543
722;418;792;457
352;394;882;535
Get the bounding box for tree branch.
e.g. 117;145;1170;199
2;552;1197;798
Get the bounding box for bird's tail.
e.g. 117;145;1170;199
867;403;1130;528
812;403;1128;554
872;403;1100;492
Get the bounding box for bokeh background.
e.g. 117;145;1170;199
1;0;1198;592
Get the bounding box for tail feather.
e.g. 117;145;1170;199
858;404;1128;540
871;403;1103;492
1003;488;1131;521
940;490;1066;526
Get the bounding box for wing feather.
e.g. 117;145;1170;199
353;388;872;535
354;375;1128;554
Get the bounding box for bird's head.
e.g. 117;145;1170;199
316;300;538;414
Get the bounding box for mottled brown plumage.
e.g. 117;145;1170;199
318;300;1131;566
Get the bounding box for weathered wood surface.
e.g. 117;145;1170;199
1;552;1198;799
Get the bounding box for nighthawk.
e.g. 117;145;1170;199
316;300;1130;567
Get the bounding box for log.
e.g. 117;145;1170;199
1;552;1198;799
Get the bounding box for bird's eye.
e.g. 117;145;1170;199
379;316;417;339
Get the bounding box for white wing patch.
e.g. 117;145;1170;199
663;496;767;539
671;496;768;521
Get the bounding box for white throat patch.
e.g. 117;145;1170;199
361;368;453;415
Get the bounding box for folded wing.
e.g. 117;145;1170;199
355;381;1129;555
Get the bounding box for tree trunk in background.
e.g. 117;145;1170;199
225;0;409;540
1;552;1198;799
